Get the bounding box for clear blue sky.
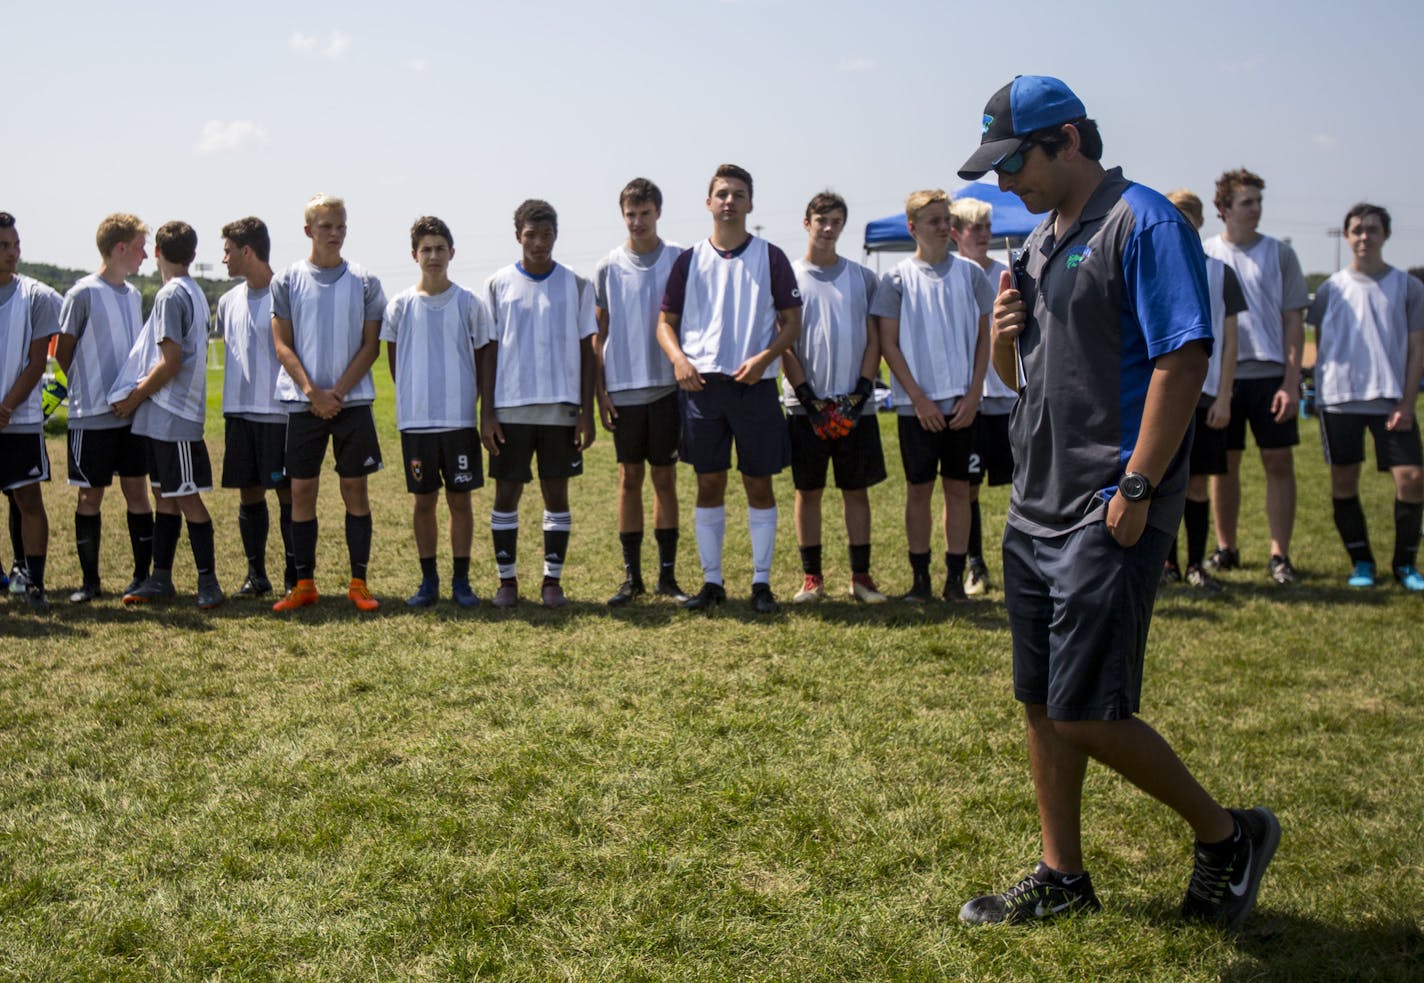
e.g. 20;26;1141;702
6;0;1420;284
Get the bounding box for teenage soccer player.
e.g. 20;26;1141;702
658;163;802;613
873;189;993;603
55;213;154;602
217;217;294;597
1164;190;1245;591
948;197;1014;595
593;178;688;606
382;216;493;608
270;195;386;612
1203;169;1309;584
1307;203;1424;591
109;221;224;609
956;75;1277;929
0;211;61;609
478;199;597;609
782;191;887;604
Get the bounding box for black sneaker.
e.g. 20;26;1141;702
682;582;726;610
236;573;272;597
1268;555;1296;586
1203;547;1239;572
902;575;934;605
607;578;646;607
1185;564;1224;592
750;582;780;613
655;577;689;602
69;583;103;603
1181;807;1281;931
25;584;51;612
1161;561;1182;585
122;575;146;598
960;863;1103;925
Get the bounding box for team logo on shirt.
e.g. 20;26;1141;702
409;458;423;481
1065;245;1093;270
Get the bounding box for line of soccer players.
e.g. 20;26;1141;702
1;164;1419;611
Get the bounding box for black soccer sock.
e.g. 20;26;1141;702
849;542;871;575
24;554;45;592
492;510;519;580
1166;535;1181;571
292;518;318;581
346;512;372;581
946;551;967;581
1393;499;1423;571
1332;496;1374;565
800;544;823;577
128;510;154;581
543;510;571;581
1184;498;1210;568
188;519;216;578
909;551;931;580
279;502;295;586
968;500;983;561
238;501;270;577
619;530;644;582
8;496;23;567
452;555;471;584
654;526;679;582
152;512;182;575
75;512;102;587
419;556;438;583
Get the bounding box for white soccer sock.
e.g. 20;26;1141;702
694;506;726;586
749;505;778;585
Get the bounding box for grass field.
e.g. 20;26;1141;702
2;366;1422;981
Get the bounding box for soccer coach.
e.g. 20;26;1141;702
954;76;1279;929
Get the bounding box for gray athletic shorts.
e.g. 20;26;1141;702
1003;520;1173;721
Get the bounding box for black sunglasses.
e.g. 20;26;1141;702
995;140;1042;176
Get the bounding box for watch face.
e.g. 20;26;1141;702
1121;473;1149;501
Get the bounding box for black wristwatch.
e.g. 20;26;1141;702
1119;472;1156;502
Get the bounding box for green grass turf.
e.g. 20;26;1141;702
2;362;1421;980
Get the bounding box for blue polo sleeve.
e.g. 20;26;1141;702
1122;206;1214;361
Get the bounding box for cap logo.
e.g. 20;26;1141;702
982;114;994;135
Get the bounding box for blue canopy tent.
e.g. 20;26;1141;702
863;182;1046;256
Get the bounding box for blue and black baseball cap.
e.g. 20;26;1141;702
958;75;1086;180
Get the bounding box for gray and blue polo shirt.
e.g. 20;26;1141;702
1008;167;1213;539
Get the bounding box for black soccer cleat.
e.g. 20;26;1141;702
607;578;646;607
1181;807;1281;931
236;573;273;597
902;574;934;605
960;863;1103;925
1203;547;1240;572
1268;555;1296;586
123;574;176;605
25;585;52;612
196;575;226;611
750;582;780;614
68;583;103;604
655;577;689;602
682;582;726;610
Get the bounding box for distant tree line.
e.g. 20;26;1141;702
18;261;234;325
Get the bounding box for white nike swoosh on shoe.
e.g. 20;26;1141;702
1229;841;1253;897
1034;901;1074;917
